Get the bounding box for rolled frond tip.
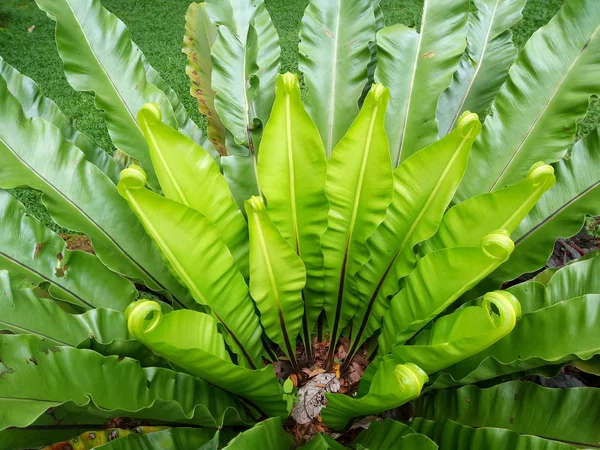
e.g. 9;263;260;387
395;362;429;389
119;165;147;189
457;111;481;139
484;290;522;319
527;161;555;188
280;72;298;95
127;300;163;338
370;83;387;103
139;102;162;122
247;195;266;212
481;230;514;260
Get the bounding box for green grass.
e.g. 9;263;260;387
0;0;597;231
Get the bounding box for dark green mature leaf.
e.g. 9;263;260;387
0;334;254;431
34;0;181;190
348;113;481;360
375;0;469;166
246;196;305;369
183;2;227;156
89;428;217;450
118;167;263;368
422;162;555;254
353;419;438;450
415;381;600;446
257;73;328;345
379;231;514;355
0;78;192;308
301;434;348;450
437;0;526;135
223;418;294;449
456;0;600;200
321;85;392;365
411;418;578;450
486;127;600;286
429;294;600;389
0;190;136;310
299;0;375;156
0;56;120;183
322;360;427;431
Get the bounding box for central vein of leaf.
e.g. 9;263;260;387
286;93;301;254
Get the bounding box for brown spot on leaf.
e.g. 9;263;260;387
421;52;436;58
34;243;44;259
325;30;334;38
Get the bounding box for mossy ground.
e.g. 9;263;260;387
0;0;598;233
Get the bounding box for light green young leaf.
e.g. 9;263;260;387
456;0;600;200
0;334;254;431
246;196;305;370
257;73;328;343
348;113;481;361
34;0;182;190
429;294;600;389
183;2;227;156
437;0;526;135
138;103;248;278
298;0;375;156
411;418;577;450
321;360;427;431
391;291;520;374
0;77;192;308
415;381;600;447
422;162;555;254
375;0;470;166
0;56;120;183
127;301;287;418
379;231;514;355
485;127;600;286
321;84;393;366
118;166;262;368
0;190;135;310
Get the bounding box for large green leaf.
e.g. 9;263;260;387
422;162;555;254
246;196;305;370
220;418;293;449
415;381;600;447
321;360;427;431
321;84;393;365
429;294;600;388
437;0;526;135
205;0;280;127
378;231;514;355
257;73;328;346
34;0;182;190
0;56;120;184
137;103;249;278
391;291;520;374
411;418;578;450
374;0;470;166
485;127;600;286
347;113;481;362
0;190;135;310
0;334;254;431
183;2;227;156
127;301;288;418
301;434;348;450
118;166;262;367
298;0;375;156
456;0;600;200
353;419;438;450
0;78;191;307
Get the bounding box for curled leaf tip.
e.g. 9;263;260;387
485;290;522;320
527;162;555;188
119;165;147;190
481;231;514;261
280;72;298;94
138;102;162;123
396;363;428;390
370;83;387;103
457;111;481;139
246;195;266;212
127;300;163;339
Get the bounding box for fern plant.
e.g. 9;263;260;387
0;0;599;448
